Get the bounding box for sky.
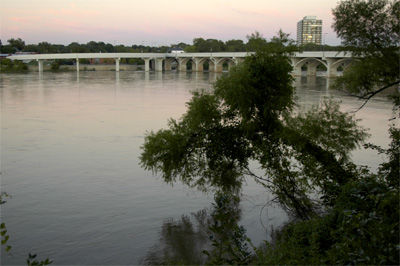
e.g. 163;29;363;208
1;0;342;47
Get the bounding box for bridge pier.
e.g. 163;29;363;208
196;63;203;72
325;58;338;78
76;59;79;72
143;58;150;71
192;58;202;71
291;58;302;76
209;59;216;72
214;59;224;72
154;58;164;71
115;58;120;72
178;58;191;71
37;59;44;72
307;61;319;76
164;58;175;71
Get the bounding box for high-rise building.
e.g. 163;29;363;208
297;16;322;45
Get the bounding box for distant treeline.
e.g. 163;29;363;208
1;36;340;55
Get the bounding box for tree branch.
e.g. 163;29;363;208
352;80;400;112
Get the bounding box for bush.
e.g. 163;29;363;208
327;178;399;265
50;61;59;70
0;59;28;72
253;178;400;265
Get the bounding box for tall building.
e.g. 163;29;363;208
297;16;322;45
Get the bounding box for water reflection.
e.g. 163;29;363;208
141;208;211;265
142;193;246;265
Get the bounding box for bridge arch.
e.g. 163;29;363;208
330;58;353;70
177;58;195;71
164;58;179;71
195;57;214;71
215;57;237;72
326;58;353;77
293;58;327;76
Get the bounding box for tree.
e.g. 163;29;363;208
331;0;400;109
67;42;87;53
7;38;25;51
225;39;246;52
184;45;196;53
38;42;56;54
245;31;267;51
332;0;399;189
140;31;368;220
192;38;226;52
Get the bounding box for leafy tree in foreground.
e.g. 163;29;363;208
140;31;368;220
332;0;400;109
248;2;400;264
252;177;399;265
332;0;399;189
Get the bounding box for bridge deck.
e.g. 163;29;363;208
5;51;351;77
7;51;349;61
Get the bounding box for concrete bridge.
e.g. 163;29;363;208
7;51;352;77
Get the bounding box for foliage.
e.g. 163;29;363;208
183;45;196;53
1;222;12;253
0;192;11;204
225;39;246;52
333;0;399;55
252;178;399;265
50;61;59;71
78;58;90;64
3;33;341;55
299;43;339;51
330;0;399;218
26;253;53;266
232;2;400;262
246;31;267;52
8;38;25;51
192;38;226;52
140;31;369;221
331;0;399;237
365;126;400;189
0;58;28;72
331;0;400;109
203;193;252;265
1;42;17;53
1;192;12;252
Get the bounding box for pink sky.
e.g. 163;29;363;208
1;0;342;46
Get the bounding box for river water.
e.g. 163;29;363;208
0;71;393;265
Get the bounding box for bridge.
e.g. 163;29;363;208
7;51;352;77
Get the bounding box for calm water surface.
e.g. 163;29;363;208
0;71;393;265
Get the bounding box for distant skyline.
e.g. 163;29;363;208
1;0;342;47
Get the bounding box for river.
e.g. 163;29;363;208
0;71;393;265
